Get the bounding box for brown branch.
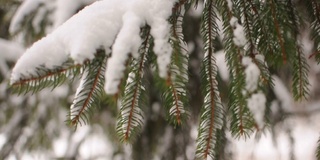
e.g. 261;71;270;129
269;0;287;64
124;28;150;141
308;51;320;59
71;63;103;126
222;0;245;135
204;1;215;158
248;0;275;58
166;73;182;125
297;50;304;100
172;0;187;13
11;64;83;86
312;0;320;24
311;0;320;59
242;0;255;54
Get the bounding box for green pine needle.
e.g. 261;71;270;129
68;53;106;128
195;1;226;159
11;60;83;95
292;48;310;100
216;0;256;139
116;27;150;143
160;3;189;126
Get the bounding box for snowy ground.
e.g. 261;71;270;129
4;113;319;160
231;113;320;160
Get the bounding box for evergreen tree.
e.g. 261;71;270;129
3;0;320;159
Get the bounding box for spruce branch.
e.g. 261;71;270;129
237;0;273;88
69;52;106;128
11;60;83;94
269;0;287;64
216;0;256;138
253;1;281;67
195;1;225;159
160;1;189;126
292;47;310;100
116;27;151;143
237;0;255;52
283;0;310;101
310;0;320;63
317;136;320;160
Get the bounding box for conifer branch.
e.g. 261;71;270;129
11;60;83;94
164;72;185;125
317;136;320;160
116;27;151;142
239;0;254;53
238;0;273;87
159;2;189;126
69;53;106;127
170;2;189;124
216;0;255;138
292;47;310;100
252;1;279;67
195;1;225;159
284;0;310;100
269;0;287;64
310;0;320;63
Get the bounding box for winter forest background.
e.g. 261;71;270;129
1;0;320;159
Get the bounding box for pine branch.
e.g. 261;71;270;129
160;1;189;126
317;136;320;159
310;0;320;63
237;0;254;52
116;27;151;143
68;53;106;128
216;0;256;138
269;0;287;64
292;47;310;100
11;60;83;94
284;0;310;100
237;0;273;88
195;1;225;159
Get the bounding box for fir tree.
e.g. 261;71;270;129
3;0;320;159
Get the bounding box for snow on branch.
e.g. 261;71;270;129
9;0;55;34
11;0;177;95
0;39;24;78
242;56;266;129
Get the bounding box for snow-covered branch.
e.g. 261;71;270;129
11;0;177;95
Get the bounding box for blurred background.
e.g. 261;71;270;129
0;0;320;159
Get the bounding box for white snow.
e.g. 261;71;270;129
53;0;98;28
215;50;229;81
0;38;24;61
247;92;266;129
11;0;177;95
230;17;247;47
0;38;24;77
11;35;67;84
105;11;143;94
232;113;320;160
227;0;233;10
79;132;114;159
242;56;265;128
9;0;55;34
242;57;260;92
54;0;85;28
148;1;174;78
53;131;69;157
10;0;43;34
272;75;294;112
0;134;7;150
